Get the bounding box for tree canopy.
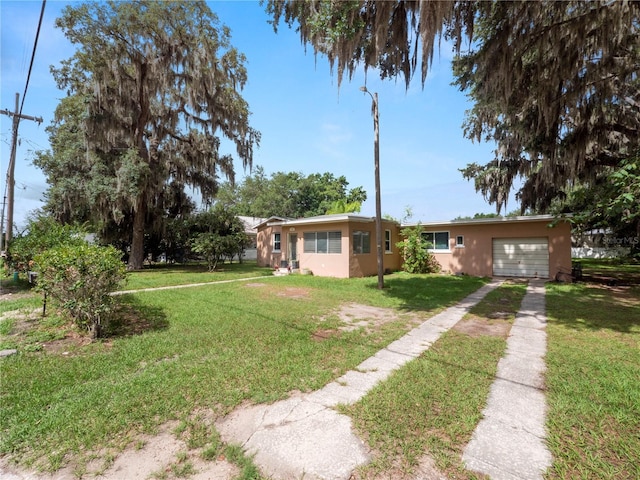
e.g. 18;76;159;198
455;1;639;215
268;1;640;230
266;0;474;88
216;166;367;218
51;0;259;269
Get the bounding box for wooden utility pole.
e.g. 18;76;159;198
1;92;43;251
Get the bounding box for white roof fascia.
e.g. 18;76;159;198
401;214;569;228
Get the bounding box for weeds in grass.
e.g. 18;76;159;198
0;270;486;474
345;280;528;479
224;444;263;480
546;282;640;479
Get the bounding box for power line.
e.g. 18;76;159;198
19;0;47;116
1;0;47;252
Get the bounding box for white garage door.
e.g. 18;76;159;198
492;238;549;278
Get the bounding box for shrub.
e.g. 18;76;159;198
34;244;126;339
396;224;441;274
7;213;87;276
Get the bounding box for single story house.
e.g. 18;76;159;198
255;214;572;280
404;215;572;279
255;214;403;278
238;216;267;261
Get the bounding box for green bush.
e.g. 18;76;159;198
7;214;87;276
34;244;126;339
396;224;441;274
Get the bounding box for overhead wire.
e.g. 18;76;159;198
19;0;47;116
2;0;47;247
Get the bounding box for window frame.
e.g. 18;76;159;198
273;232;281;252
421;231;451;251
303;231;342;254
456;235;465;248
353;230;371;255
384;229;392;253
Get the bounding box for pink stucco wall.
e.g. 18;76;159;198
256;218;402;278
422;218;572;278
256;216;571;279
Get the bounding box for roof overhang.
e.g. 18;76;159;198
402;214;571;228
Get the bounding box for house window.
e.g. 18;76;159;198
273;233;281;252
303;231;341;254
421;231;450;250
456;235;464;248
353;231;371;254
385;229;392;253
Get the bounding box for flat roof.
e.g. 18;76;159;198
402;214;568;228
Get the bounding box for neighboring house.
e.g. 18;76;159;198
404;215;572;279
255;214;572;279
571;228;632;259
238;216;267;261
255;214;403;278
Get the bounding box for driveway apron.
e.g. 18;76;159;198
463;279;552;479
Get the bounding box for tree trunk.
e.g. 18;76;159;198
128;196;146;270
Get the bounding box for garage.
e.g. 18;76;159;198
492;237;549;278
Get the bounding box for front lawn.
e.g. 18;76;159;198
0;270;487;474
2;261;638;479
120;260;274;291
545;281;640;478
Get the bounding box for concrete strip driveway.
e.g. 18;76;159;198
463;279;552;479
216;280;503;480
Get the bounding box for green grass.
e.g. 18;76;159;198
572;258;640;285
0;270;487;474
344;280;528;478
121;261;274;291
545;282;640;479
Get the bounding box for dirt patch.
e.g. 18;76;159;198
0;291;35;302
0;420;239;480
454;314;512;338
276;287;311;299
334;303;417;332
313;303;421;341
244;283;312;300
312;328;340;341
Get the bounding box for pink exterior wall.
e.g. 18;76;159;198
256;224;282;268
348;221;403;277
256;218;403;278
422;219;572;278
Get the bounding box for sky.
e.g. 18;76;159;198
1;0;519;232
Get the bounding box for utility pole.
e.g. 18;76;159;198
360;86;384;289
1;92;43;252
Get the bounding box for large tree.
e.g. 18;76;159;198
52;0;259;269
34;94;197;253
455;1;639;215
267;1;639;217
216;166;367;218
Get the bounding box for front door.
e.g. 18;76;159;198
289;233;298;267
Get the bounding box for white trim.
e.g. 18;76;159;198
403;214;567;228
384;229;393;253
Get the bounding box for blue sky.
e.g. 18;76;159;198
1;0;517;231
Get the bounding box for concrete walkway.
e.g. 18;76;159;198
216;280;503;480
463;279;552;479
112;275;279;296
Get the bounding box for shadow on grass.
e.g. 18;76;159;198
136;261;264;275
547;283;640;334
375;274;489;312
106;295;169;338
574;259;640;286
